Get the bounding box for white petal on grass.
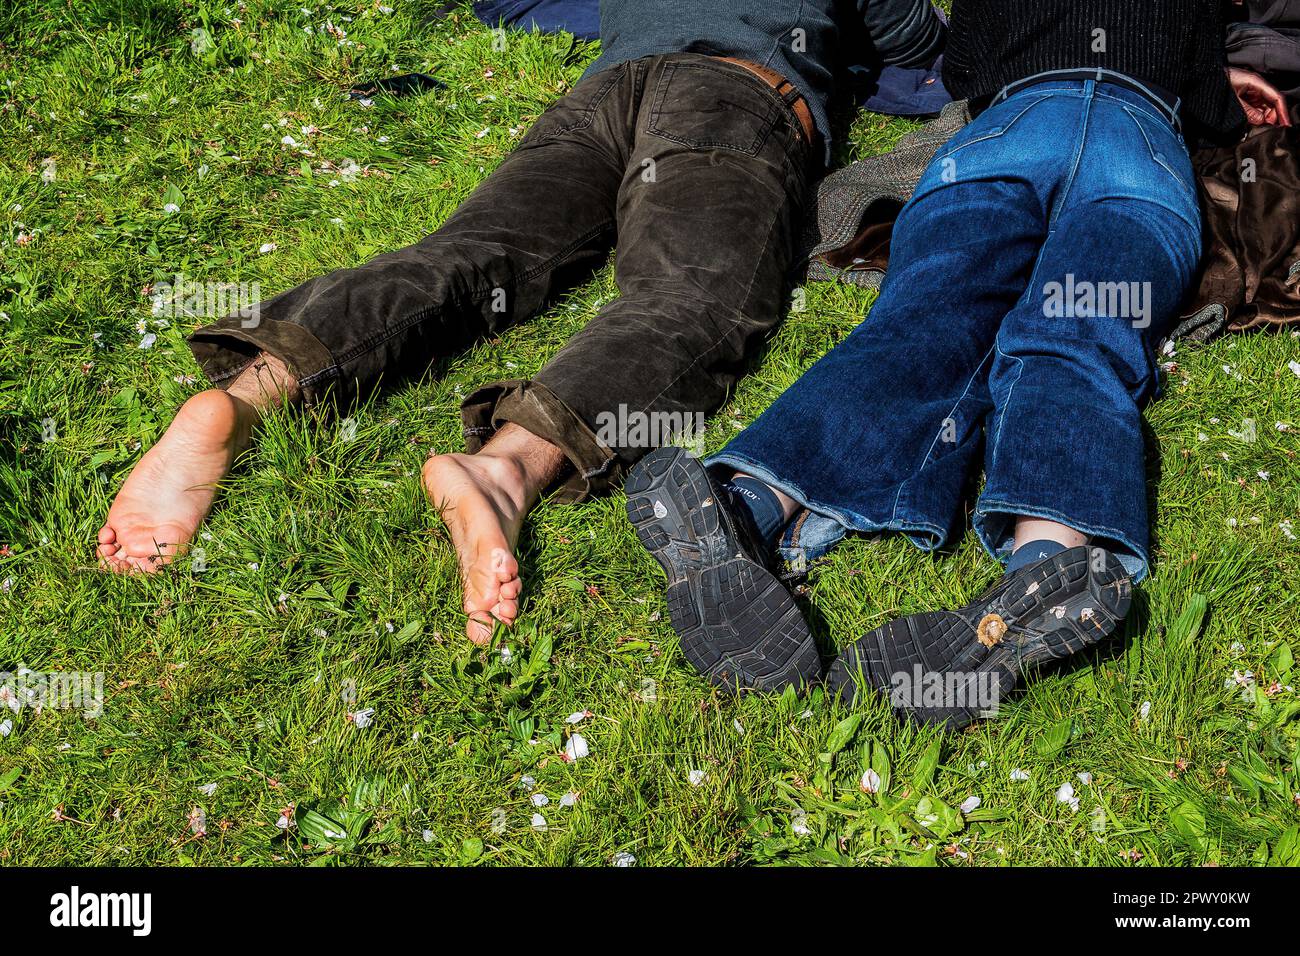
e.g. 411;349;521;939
565;710;591;724
137;333;157;350
1076;772;1093;786
0;719;11;737
564;733;589;762
612;851;636;867
559;791;577;807
1010;768;1031;782
530;812;547;831
350;707;375;728
163;202;180;213
530;793;549;807
687;768;707;787
1056;782;1080;813
1138;700;1151;721
422;829;434;843
859;769;881;794
259;242;277;254
959;795;981;814
198;782;218;796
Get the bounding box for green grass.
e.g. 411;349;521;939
2;0;1299;867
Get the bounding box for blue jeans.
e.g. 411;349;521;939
710;78;1203;582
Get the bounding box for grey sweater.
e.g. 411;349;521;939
582;0;946;161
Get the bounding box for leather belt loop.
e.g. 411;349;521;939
713;56;815;146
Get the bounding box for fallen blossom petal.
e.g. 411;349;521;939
687;768;707;787
859;769;881;794
959;795;981;814
563;733;589;762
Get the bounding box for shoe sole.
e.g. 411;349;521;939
826;546;1131;728
625;447;821;693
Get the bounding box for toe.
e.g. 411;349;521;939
490;547;518;582
466;612;494;645
499;578;522;601
492;598;518;623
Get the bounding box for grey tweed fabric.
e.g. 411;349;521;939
798;98;970;289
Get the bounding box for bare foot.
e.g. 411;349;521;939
97;390;254;573
422;453;529;645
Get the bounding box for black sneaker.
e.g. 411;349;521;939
625;447;822;693
826;545;1131;730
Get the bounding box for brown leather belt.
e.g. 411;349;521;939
714;56;815;145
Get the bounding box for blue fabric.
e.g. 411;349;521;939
854;54;950;116
722;476;788;547
472;0;600;40
1005;539;1068;574
472;0;953;131
708;80;1203;583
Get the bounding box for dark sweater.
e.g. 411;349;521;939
943;0;1247;142
584;0;946;160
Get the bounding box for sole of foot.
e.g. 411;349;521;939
421;453;526;645
625;446;822;694
826;545;1132;730
97;389;251;573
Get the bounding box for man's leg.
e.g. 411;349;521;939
529;59;812;482
427;56;813;645
422;424;568;644
97;354;299;572
828;87;1204;728
98;65;635;573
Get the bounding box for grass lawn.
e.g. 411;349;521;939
2;0;1299;867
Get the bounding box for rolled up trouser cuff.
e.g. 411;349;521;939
460;378;620;503
187;316;338;405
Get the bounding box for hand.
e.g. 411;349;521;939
1227;66;1292;127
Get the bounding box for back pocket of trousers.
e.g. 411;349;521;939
647;62;782;155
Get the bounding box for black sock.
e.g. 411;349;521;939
722;476;788;546
1005;538;1069;575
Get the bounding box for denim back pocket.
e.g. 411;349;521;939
646;62;783;155
1116;103;1198;214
